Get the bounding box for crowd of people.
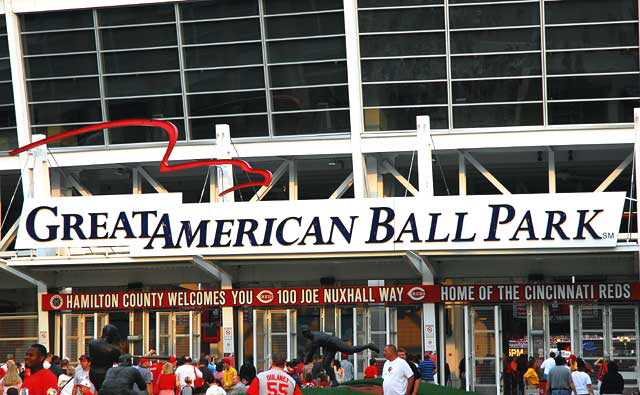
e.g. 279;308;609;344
506;352;626;395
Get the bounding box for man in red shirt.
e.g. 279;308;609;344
246;353;302;395
20;344;59;395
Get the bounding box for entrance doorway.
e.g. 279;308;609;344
62;313;109;362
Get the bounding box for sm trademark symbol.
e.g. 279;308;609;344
602;232;616;239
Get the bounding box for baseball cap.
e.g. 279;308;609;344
168;355;177;364
79;355;90;362
141;358;150;364
222;358;231;365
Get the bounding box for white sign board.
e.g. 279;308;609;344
16;192;625;256
223;327;234;353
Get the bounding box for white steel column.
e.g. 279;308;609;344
216;124;234;202
343;0;366;198
464;305;470;392
634;109;640;277
458;153;466;195
417;116;434;196
4;3;32;196
548;148;556;193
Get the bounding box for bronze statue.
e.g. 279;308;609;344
302;327;380;387
89;324;122;391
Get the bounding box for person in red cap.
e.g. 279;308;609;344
568;355;577;372
20;344;59;395
220;359;237;391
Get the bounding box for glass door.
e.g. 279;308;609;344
609;306;639;392
156;312;199;357
63;313;109;363
578;305;606;384
253;310;294;372
468;306;500;395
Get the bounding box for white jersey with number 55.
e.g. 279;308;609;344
246;369;302;395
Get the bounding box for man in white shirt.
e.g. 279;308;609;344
541;352;557;380
382;345;414;395
72;355;94;395
175;356;203;389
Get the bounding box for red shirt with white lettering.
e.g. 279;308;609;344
20;368;58;395
246;369;302;395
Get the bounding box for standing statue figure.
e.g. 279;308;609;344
302;326;380;387
89;324;122;391
98;354;147;395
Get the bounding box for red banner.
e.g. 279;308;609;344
41;282;640;311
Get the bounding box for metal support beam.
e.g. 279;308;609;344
381;160;418;197
136;166;168;193
404;251;436;284
343;0;366;199
288;160;298;200
417;116;434;197
191;256;232;285
132;168;141;194
209;167;218;203
548;148;556;194
66;173;92;196
250;160;288;202
0;218;19;251
404;252;438;360
365;156;381;198
458;152;466;196
461;150;512;195
329;173;354;199
595;153;633;192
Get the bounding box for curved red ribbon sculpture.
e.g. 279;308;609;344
8;119;273;197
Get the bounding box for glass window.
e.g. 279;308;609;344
25;54;98;78
0;37;8;58
0;129;18;151
273;110;350;135
105;72;181;97
23;31;96;55
107;96;184;119
545;0;637;24
358;7;444;32
100;25;177;50
452;78;542;103
109;119;185;144
185;43;263;68
182;19;260;45
187;67;265;92
546;24;638;50
180;0;258;20
364;106;448;131
450;0;532;3
190;115;268;139
453;103;542;128
31;100;102;124
272;86;349;111
189;91;267;116
28;77;100;102
0;84;12;105
0;60;10;81
449;3;539;29
362;57;446;81
360;32;445;56
103;49;179;73
549;100;638;124
547;49;639;74
270;62;347;87
265;0;343;15
268;37;346;63
450;28;540;53
363;82;447;106
0;106;16;128
21;10;93;32
451;53;541;78
359;0;443;6
98;4;175;26
33;124;105;147
266;13;344;39
548;74;640;100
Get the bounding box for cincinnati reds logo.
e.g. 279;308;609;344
407;287;426;301
49;295;63;310
9;119;272;197
256;290;274;304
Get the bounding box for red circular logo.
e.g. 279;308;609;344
408;287;426;301
256;290;274;304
